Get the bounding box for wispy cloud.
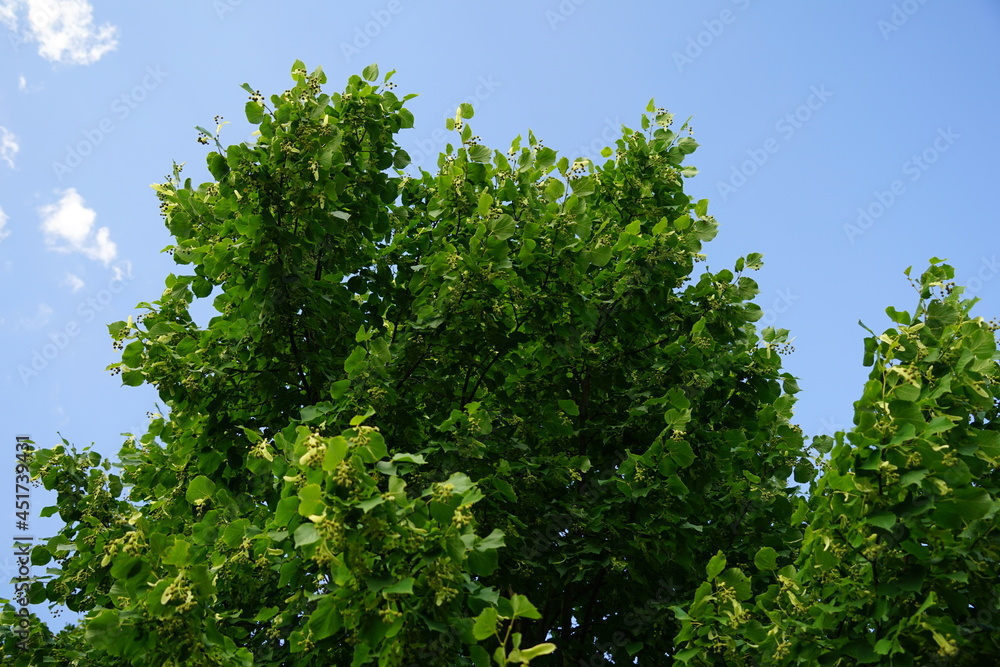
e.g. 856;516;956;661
63;271;84;292
0;126;18;168
110;260;130;282
0;2;16;28
0;204;9;242
19;302;53;329
1;0;118;65
40;188;116;265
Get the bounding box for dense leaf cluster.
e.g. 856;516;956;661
3;63;997;665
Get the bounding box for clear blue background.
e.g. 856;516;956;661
1;0;998;626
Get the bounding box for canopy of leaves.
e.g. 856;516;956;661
2;63;997;666
674;261;1000;666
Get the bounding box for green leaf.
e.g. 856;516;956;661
163;538;191;567
253;606;279;622
192;276;213;298
357;496;385;512
666;438;695;468
301;404;330;422
874;638;894;655
510;594;542;619
473;607;499;640
344;346;367;376
535;147;557;168
362;63;379;82
517;643;557;660
297;483;324;516
392;149;411;169
84;609;121;650
678;137;699;154
931;487;994;527
571;176;594;196
492;477;517;502
674;647;702;664
121;370;145;387
974;430;1000;463
245;100;264;125
589;246;613;267
323;436;351;470
391;452;426;464
469;144;492;163
30;545;51;566
490;214;516;240
718;568;752;601
185;475;216;504
478;191;494;216
544;178;565;202
293;523;320;547
207;152;229;180
275;496;299;527
558;399;579;416
866;512;896;531
753;546;778;571
307;597;343;640
477;528;505;551
706;551;726;580
469;645;491;667
383;577;415;595
110;554;149;583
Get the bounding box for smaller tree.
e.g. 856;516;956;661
675;260;1000;665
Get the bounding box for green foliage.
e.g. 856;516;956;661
674;261;1000;665
4;62;997;666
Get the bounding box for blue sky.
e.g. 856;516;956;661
1;0;998;625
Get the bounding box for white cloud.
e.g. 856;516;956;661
111;259;131;283
0;0;118;65
0;2;16;29
63;271;84;292
40;188;117;265
19;302;53;329
0;126;18;168
0;204;8;242
16;73;43;93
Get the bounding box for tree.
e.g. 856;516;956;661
2;62;995;665
674;261;1000;665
